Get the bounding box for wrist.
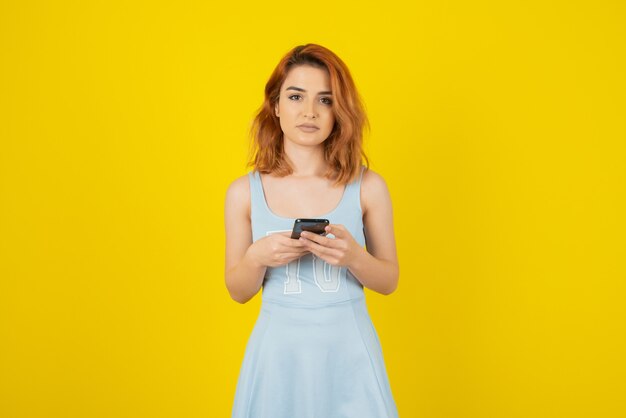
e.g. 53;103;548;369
347;245;368;272
244;245;264;270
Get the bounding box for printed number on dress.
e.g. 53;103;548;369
267;230;345;294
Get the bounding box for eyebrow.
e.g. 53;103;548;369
285;86;332;95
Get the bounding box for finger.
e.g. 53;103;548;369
299;231;338;248
281;242;310;252
326;224;347;238
284;239;308;249
302;244;339;265
299;236;334;255
282;252;308;260
276;235;307;248
275;250;308;261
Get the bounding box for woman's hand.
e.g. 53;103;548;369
247;232;309;268
299;224;362;267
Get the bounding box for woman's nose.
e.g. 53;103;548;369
303;100;318;119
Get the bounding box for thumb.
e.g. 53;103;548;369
326;224;345;238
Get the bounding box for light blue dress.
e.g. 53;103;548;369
231;168;399;418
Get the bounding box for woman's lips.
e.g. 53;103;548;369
297;126;319;133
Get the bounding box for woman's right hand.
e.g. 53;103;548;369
246;232;309;268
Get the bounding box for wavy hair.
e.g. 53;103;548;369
248;44;369;185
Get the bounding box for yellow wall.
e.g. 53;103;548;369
1;1;624;417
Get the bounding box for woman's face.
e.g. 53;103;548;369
275;65;335;149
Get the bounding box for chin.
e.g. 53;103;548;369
287;134;329;147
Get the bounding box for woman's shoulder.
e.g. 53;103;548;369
360;167;392;213
226;172;250;193
361;167;389;193
225;173;251;210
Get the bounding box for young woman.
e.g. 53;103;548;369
225;44;399;418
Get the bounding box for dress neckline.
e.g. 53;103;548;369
256;172;349;221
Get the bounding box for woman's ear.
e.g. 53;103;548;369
274;102;279;117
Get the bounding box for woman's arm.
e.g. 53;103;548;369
298;169;399;295
224;176;266;303
224;175;309;303
351;168;399;294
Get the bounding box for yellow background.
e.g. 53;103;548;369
1;1;624;417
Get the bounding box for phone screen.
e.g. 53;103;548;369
291;218;330;239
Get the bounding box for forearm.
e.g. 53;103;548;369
347;248;399;295
225;250;267;304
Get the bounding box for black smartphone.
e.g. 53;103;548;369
291;218;330;239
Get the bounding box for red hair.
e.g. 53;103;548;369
248;44;369;185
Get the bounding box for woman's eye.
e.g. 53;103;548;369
320;97;333;105
288;94;301;101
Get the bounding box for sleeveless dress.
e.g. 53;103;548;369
231;168;399;418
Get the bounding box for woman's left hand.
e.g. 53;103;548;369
299;224;362;267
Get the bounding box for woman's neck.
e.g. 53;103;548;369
283;141;327;177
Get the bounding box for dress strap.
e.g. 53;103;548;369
248;170;267;219
341;165;366;215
